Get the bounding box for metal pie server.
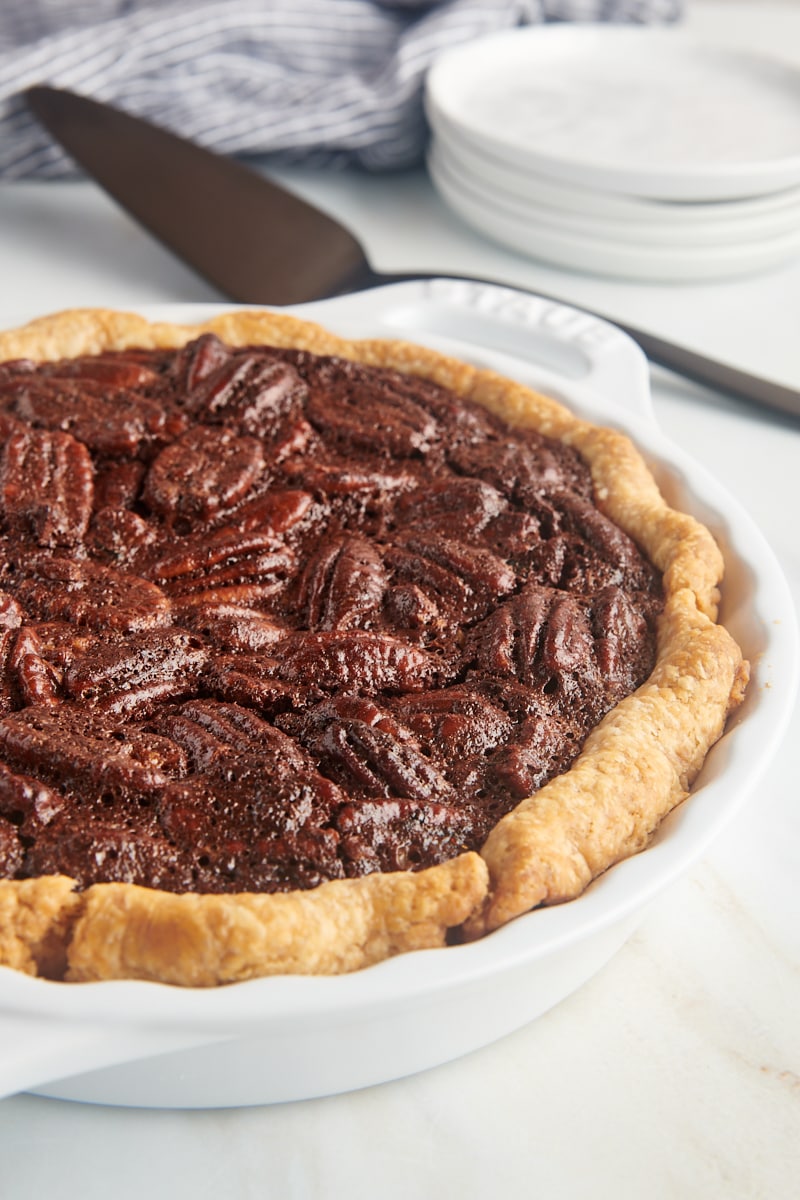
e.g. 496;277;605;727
25;84;800;420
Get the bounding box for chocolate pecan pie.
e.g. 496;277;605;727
0;308;747;986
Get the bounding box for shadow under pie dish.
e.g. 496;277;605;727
0;305;748;988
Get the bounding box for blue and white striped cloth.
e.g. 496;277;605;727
0;0;682;179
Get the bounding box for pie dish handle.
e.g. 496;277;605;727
315;278;657;427
0;1006;225;1101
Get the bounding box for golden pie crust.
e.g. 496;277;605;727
0;308;748;985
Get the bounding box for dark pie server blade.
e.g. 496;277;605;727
25;84;800;420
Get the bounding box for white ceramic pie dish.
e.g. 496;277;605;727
0;280;796;1108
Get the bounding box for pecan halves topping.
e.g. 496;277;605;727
143;524;293;585
336;797;475;874
298;534;387;631
592;585;655;691
157;555;295;607
187;352;308;437
90;507;158;566
0;428;93;549
6;376;182;456
92;460;147;511
449;436;585;505
143;426;266;524
541;595;595;675
0;704;187;803
171;332;230;391
63;628;208;711
42;354;163;390
485;714;576;801
298;696;451;802
174;604;288;654
156;748;346;892
141;515;298;608
0;759;68;831
204;654;320;715
473;586;594;689
159;700;317;779
305;361;440;457
387;534;516;626
395;685;513;764
15;557;172;633
9;626;62;707
393;476;506;537
225;488;314;536
549;489;661;590
21;811;199;893
274;630;446;693
0;330;675;910
281;457;414;498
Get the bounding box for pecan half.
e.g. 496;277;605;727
204;655;320;715
298;696;450;802
395;684;513;763
157;751;345;892
0;704;187;802
22;806;200;893
187;351;308;437
90;507;159;566
336;797;475;874
143;427;265;523
15;556;171;633
282;458;414;497
8;377;181;456
592;585;655;691
306;360;439;457
170;332;231;391
143;523;291;584
9;626;62;707
174;604;288;653
387;533;516;626
298;535;387;631
0;428;93;548
275;630;444;693
43;354;163;390
63;627;208;711
472;586;562;684
0;759;68;830
394;476;506;536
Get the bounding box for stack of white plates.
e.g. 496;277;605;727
424;26;800;282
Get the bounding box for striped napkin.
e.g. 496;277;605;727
0;0;681;179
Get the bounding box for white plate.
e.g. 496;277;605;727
428;149;800;281
425;26;800;201
430;123;800;231
0;282;796;1108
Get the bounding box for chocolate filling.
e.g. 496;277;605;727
0;336;662;893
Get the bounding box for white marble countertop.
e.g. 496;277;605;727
0;3;798;1197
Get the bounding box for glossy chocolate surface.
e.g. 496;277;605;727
0;337;662;892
